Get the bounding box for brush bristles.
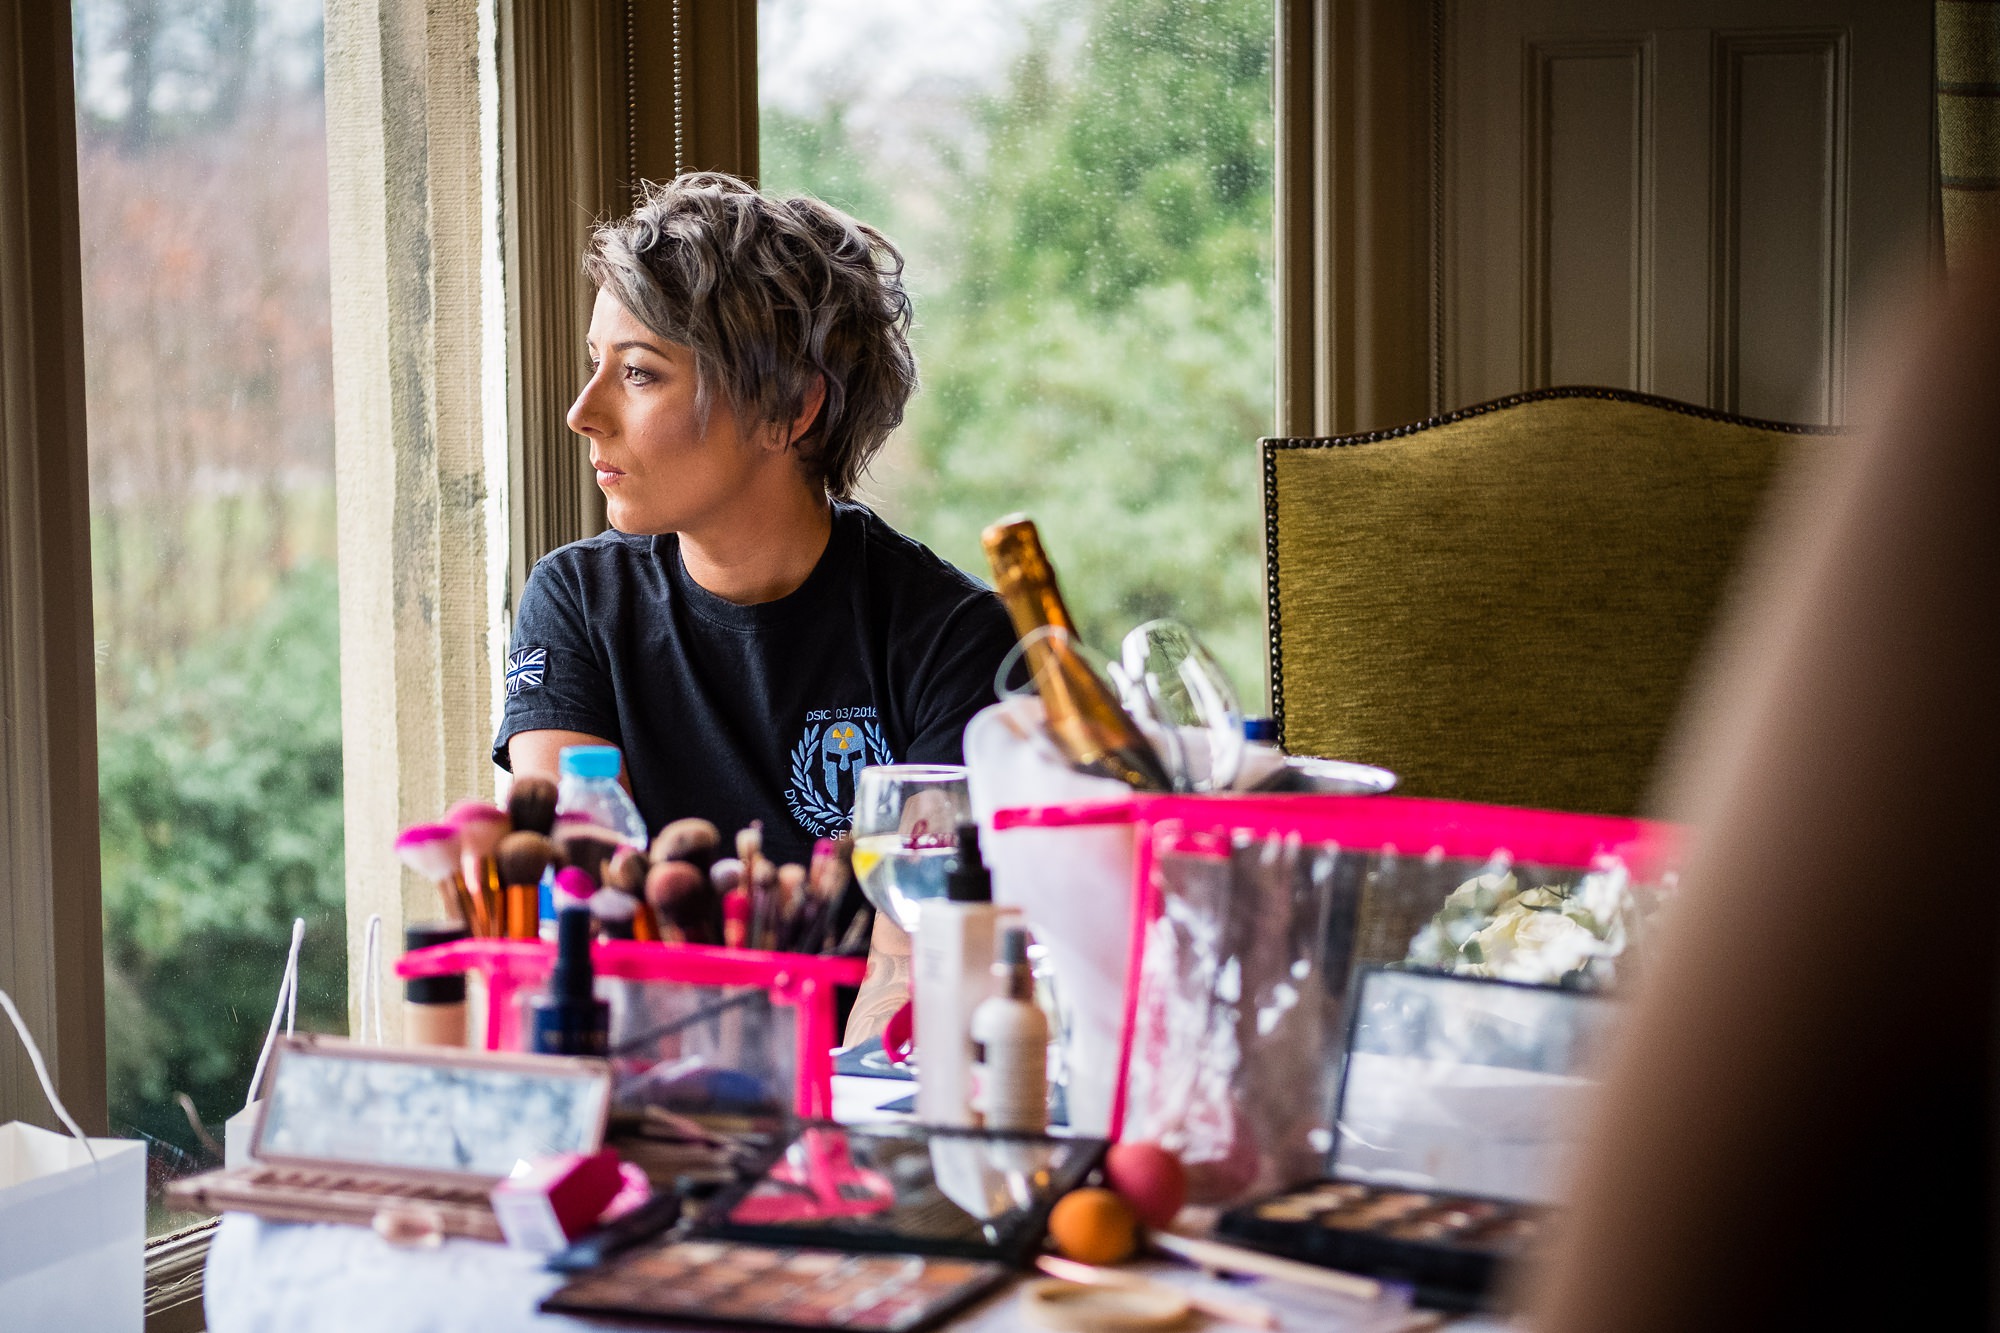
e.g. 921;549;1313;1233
708;857;745;895
495;830;555;888
505;775;559;836
555;825;622;880
446;800;511;857
395;824;463;884
606;845;649;894
651;817;722;868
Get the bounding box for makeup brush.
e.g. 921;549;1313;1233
590;888;638;941
735;821;764;889
506;774;559;836
806;835;857;954
723;885;752;950
495;830;555;940
395;823;481;933
605;845;661;943
708;856;745;897
645;859;712;945
784;839;842;953
650;817;721;872
771;864;806;952
446;800;510;935
552;865;598;917
554;817;625;882
749;858;784;951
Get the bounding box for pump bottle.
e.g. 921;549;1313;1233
971;924;1049;1132
913;824;1001;1126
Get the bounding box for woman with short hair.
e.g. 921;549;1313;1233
495;175;1013;1024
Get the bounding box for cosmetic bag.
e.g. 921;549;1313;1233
989;792;1678;1193
397;939;864;1119
0;989;146;1332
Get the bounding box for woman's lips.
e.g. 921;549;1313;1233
593;460;626;486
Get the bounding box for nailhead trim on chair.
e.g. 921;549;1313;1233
1259;385;1844;748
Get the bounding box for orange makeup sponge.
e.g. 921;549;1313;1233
1103;1141;1189;1230
1046;1187;1139;1266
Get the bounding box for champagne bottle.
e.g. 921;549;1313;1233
981;515;1171;791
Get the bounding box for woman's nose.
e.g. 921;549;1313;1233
567;370;608;438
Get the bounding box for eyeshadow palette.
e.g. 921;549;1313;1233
1221;1179;1542;1308
540;1239;1009;1332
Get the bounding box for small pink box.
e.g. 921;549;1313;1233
489;1150;623;1254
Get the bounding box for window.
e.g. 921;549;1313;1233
71;0;345;1231
757;0;1277;706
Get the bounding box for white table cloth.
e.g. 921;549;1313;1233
202;1076;1488;1333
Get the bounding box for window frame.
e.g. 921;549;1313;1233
1;0;1377;1319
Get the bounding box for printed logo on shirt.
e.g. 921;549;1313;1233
785;706;893;837
505;648;547;697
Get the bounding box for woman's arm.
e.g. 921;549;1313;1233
843;913;912;1046
508;728;621;785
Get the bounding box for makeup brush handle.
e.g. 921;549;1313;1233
632;897;662;943
504;883;539;939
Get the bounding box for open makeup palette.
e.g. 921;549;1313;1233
544;1122;1106;1331
166;1036;613;1241
1218;967;1618;1310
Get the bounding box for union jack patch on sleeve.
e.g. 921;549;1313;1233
505;648;547;697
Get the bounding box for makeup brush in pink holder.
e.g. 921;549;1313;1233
447;800;511;936
395;823;480;933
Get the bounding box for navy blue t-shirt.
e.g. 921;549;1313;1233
493;502;1015;866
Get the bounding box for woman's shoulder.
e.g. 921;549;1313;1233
527;529;659;582
840;501;992;603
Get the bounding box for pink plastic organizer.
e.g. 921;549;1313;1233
395;939;865;1119
991;792;1680;1139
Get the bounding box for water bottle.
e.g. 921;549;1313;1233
545;745;649;939
554;745;649;848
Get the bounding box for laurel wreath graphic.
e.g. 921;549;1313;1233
784;719;895;837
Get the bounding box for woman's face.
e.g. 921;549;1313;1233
568;289;785;535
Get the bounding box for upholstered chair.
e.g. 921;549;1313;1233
1263;388;1834;815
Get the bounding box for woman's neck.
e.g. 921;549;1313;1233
677;482;834;605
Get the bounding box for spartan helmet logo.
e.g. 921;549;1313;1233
821;722;866;800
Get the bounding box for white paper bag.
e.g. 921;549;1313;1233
0;990;145;1332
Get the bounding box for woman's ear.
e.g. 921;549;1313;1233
786;374;828;448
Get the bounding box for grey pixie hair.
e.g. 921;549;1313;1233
583;173;918;499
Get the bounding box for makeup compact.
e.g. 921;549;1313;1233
543;1123;1105;1330
167;1036;612;1241
1217;967;1618;1310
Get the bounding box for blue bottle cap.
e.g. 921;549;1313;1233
559;744;622;779
1242;716;1276;743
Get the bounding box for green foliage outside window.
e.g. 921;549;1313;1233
762;0;1277;705
756;0;1272;704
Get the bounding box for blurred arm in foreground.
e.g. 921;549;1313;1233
1528;262;2000;1330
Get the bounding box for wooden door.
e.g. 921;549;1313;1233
1442;0;1934;424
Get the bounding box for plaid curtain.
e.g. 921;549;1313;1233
1939;1;2000;268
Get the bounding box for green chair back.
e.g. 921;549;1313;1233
1265;388;1833;815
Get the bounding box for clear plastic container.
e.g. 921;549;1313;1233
556;744;648;848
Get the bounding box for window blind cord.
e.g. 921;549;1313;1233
0;987;98;1163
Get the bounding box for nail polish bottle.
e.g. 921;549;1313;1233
530;907;609;1056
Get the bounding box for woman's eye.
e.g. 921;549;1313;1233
622;364;654;385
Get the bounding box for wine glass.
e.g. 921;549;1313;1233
848;764;971;935
1114;619;1245;792
849;764;970;1072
